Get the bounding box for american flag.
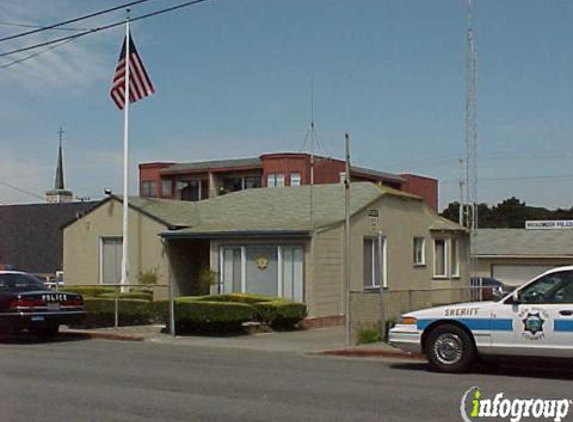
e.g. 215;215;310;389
110;35;154;110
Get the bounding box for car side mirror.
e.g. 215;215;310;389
492;286;504;300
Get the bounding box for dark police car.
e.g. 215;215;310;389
0;271;86;339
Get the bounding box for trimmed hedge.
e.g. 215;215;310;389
203;293;274;305
253;300;308;329
154;298;257;333
98;291;153;302
80;298;152;328
187;294;307;330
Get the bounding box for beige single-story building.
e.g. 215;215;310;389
473;228;573;286
63;182;468;318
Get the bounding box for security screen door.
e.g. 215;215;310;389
101;237;122;285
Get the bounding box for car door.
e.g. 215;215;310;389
490;270;573;358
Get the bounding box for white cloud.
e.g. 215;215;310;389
0;0;120;96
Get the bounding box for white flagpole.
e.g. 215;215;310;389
120;12;131;290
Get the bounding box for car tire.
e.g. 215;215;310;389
33;324;59;341
425;324;476;373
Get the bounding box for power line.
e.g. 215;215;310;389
0;21;90;32
0;181;44;200
0;0;158;43
0;38;76;70
0;0;213;59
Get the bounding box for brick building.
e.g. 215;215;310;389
139;152;438;210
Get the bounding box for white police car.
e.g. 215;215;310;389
389;266;573;372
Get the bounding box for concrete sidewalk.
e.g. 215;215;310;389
60;324;420;359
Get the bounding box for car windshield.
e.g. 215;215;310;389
0;273;48;291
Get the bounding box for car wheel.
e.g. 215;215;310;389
33;324;59;341
425;324;476;373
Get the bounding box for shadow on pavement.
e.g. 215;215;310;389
390;360;573;380
0;332;92;345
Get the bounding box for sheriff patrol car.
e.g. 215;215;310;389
389;266;573;372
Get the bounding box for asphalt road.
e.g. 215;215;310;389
0;337;571;422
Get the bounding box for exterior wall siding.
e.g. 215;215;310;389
63;200;170;299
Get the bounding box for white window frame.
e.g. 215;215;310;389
364;236;387;289
219;244;305;301
433;238;448;279
413;237;426;266
267;173;285;187
290;172;301;186
141;180;156;197
99;236;123;285
451;238;460;278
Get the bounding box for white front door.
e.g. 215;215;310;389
491;270;573;357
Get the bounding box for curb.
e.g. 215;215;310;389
321;348;425;360
59;330;144;342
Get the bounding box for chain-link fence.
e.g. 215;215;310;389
349;286;498;344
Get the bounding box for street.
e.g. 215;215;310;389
0;337;571;422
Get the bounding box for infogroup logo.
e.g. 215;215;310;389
460;387;572;422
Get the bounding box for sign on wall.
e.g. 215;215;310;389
525;220;573;230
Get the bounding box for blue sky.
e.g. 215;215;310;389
1;0;573;210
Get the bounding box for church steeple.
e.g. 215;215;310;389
45;126;73;204
55;127;65;190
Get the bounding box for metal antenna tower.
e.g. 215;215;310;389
465;0;478;273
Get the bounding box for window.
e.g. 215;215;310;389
413;237;425;266
244;176;262;189
179;179;207;201
100;237;122;285
363;237;387;289
451;238;460;277
140;181;156;197
0;273;46;290
220;245;304;302
433;239;447;278
519;271;573;304
267;173;285;187
161;179;172;197
223;175;262;192
290;172;301;186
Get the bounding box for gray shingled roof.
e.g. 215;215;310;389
474;228;573;257
109;183;437;237
0;201;98;274
160;157;262;174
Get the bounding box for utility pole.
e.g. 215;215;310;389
458;156;465;226
465;0;478;279
344;133;351;347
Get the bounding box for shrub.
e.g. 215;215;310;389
80;298;152;327
137;268;160;286
154;297;257;333
98;291;153;302
356;324;383;345
59;286;116;297
204;293;274;305
253;300;307;330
